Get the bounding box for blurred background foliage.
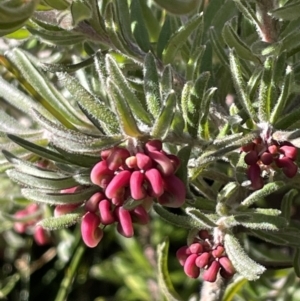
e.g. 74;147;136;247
1;0;300;300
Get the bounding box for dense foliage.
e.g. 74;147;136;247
1;0;300;300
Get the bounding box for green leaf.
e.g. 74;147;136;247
187;72;210;138
240;181;285;208
153;204;205;229
7;169;79;190
143;52;162;119
106;54;152;126
271;65;293;125
184;207;217;228
293;248;300;277
157;238;183;301
258;57;273;122
162;13;203;64
151;91;176;138
56;72;119;135
152;0;199;15
224;233;266;281
186;45;206;81
229;50;258;122
130;0;151;52
232;0;260;29
281;189;298;222
39;213;83;230
222;18;260;63
271;1;300;20
70;0;92;26
107;79;142;137
22;186;99;205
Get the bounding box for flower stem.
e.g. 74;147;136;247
54;242;86;301
199;275;229;301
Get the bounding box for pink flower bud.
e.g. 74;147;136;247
54;203;81;217
136;153;153;170
85;192;105;213
146;150;174;176
145;140;162;152
195;252;211;268
219;256;235;275
115;207;134;238
212;245;225;258
240;142;254;153
268;144;279;155
280;145;298;161
14;210;28;233
98;199;115;225
34;226;51;246
125;156;137;169
166;154;181;173
111;195;125;206
81;212;102;248
90;161;114;188
202;261;220;282
279;157;298;178
26;203;39;214
260;152;273;165
244;150;258;165
162;175;186;207
145;168;164;197
130;171;147;200
105;170;131;199
198;230;211;240
101;148;114;160
184;254;200;278
247;164;264;190
106;148;130;171
176;246;191;266
130;205;149;225
189;243;204;254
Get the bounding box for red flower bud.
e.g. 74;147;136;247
146;150;174;176
130;205;149;225
278;157;298;178
98;199;115;225
184;254;200;278
195;252;211;268
240;142;254;153
166;154;181;173
130;171;147;200
247;164;264;190
106;148;130;171
260;152;273;165
105;170;131;199
136;153;153;170
279;145;298;161
145;168;164;197
189;243;204;254
125;156;137;169
219;256;235;275
81;212;103;248
212;245;225;258
145;140;163;152
115;207;134;238
202;261;220;282
198;230;211;240
54;203;81;217
90;161;114;188
176;246;191;266
268;145;279;155
244;150;258;165
85;192;105;213
34;226;51;246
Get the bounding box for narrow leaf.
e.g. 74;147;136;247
271;1;300;21
157;238;183;301
39;213;83;230
185;207;217;228
162;14;203;64
224;233;266;280
151;91;176;138
240;181;284;208
281;189;298;222
293;248;300;277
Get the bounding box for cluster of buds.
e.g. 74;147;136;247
176;230;235;282
242;138;298;190
55;140;186;248
13;204;51;246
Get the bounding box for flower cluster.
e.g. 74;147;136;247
242;138;298;190
13;204;51;246
58;140;186;248
176;230;235;282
